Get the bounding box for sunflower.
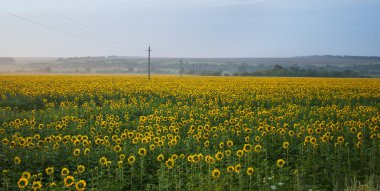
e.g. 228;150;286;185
236;149;244;158
84;148;90;155
2;170;8;175
21;171;31;179
113;145;122;153
119;154;126;161
215;151;224;161
99;156;107;165
219;142;224;149
138;148;147;156
211;169;220;178
282;142;289;149
254;145;262;152
73;148;80;156
61;168;70;176
205;155;215;164
357;132;363;140
14;156;21;165
45;167;54;176
75;180;86;191
18;177;29;189
234;164;241;173
337;136;345;143
157;154;164;162
128;156;136;165
276;159;285;168
32;181;42;190
227;166;235;173
321;135;329;142
187;155;194;163
47;182;57;187
225;150;232;157
64;175;75;187
247;167;254;176
204;140;210;148
165;159;175;169
254;136;261;142
227;140;233;148
243;144;252;152
77;165;85;174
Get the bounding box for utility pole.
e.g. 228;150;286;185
180;59;183;77
146;45;152;80
192;64;195;76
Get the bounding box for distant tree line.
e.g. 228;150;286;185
0;57;15;65
233;65;362;78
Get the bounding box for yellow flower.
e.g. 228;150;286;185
282;142;289;149
227;166;235;173
235;164;241;173
254;145;262;152
100;156;107;165
243;144;252;152
77;165;85;174
47;182;57;187
32;181;42;190
75;180;86;191
225;150;232;157
45;167;54;176
138;148;147;156
310;137;317;144
113;145;122;153
165;158;175;169
2;170;8;175
247;167;254;175
18;177;29;189
211;169;221;178
357;132;363;140
73;148;80;156
61;168;70;176
64;175;75;187
21;171;31;179
119;154;126;161
14;156;21;165
205;155;215;164
276;159;285;168
236;149;244;158
128;156;136;165
157;154;164;162
227;140;233;148
215;151;224;161
255;136;261;142
337;136;345;143
84;148;90;155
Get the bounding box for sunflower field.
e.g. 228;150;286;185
0;75;379;190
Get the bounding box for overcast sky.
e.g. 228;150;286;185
1;0;379;57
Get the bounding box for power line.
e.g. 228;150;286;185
16;0;144;49
0;8;124;50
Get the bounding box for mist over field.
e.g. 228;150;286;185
1;55;380;78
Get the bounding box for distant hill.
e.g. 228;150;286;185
1;55;380;77
0;57;15;65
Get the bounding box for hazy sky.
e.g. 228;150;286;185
1;0;379;57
